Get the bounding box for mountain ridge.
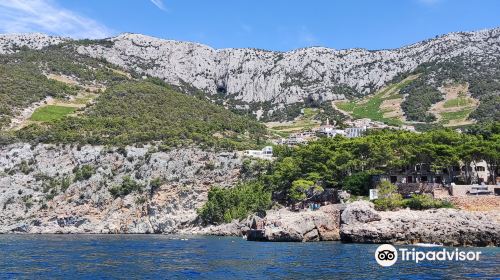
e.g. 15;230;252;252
1;27;499;124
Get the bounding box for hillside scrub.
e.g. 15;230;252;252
0;45;131;128
16;81;267;150
398;57;500;123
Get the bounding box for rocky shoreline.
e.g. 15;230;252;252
194;201;500;247
2;199;499;247
0;143;243;234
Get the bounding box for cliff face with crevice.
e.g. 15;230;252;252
75;29;500;105
0;143;242;234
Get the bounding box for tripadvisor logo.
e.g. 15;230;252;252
375;244;398;267
375;244;482;267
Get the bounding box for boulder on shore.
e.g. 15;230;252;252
340;202;500;247
247;205;341;242
341;201;381;224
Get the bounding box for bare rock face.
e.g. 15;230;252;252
340;203;500;247
0;33;66;54
247;205;341;242
0;143;242;234
341;201;381;225
75;28;500;107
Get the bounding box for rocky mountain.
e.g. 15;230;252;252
75;29;500;105
0;28;499;123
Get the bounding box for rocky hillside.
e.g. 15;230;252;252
0;43;266;149
0;28;499;123
0;33;67;54
0;143;242;233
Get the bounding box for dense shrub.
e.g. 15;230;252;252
198;181;272;225
403;194;454;210
400;81;442;122
109;176;144;198
373;181;404;211
342;170;382;196
73;165;95;182
373;182;454;211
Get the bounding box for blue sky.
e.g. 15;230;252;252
0;0;499;51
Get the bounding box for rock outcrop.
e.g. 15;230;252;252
0;33;66;54
0;143;242;234
340;202;500;247
246;205;341;242
239;201;499;246
340;201;381;224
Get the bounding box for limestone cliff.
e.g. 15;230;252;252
75;29;500;105
0;143;242;234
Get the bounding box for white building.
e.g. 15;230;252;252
244;146;274;160
345;127;367;138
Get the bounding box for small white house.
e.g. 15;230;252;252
244;146;274;160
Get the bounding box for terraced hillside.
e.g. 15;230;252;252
266;108;321;137
430;83;479;126
334;76;418;126
334;55;500;128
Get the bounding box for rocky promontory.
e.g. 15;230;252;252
213;201;499;247
340;201;500;247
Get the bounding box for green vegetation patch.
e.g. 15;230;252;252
198;181;272;224
443;97;472;108
373;182;454;211
336;78;414;126
109;176;144;198
30;105;77;122
440;108;474;122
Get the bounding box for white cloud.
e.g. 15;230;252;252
150;0;167;11
0;0;113;39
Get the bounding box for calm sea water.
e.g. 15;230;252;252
0;235;498;279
